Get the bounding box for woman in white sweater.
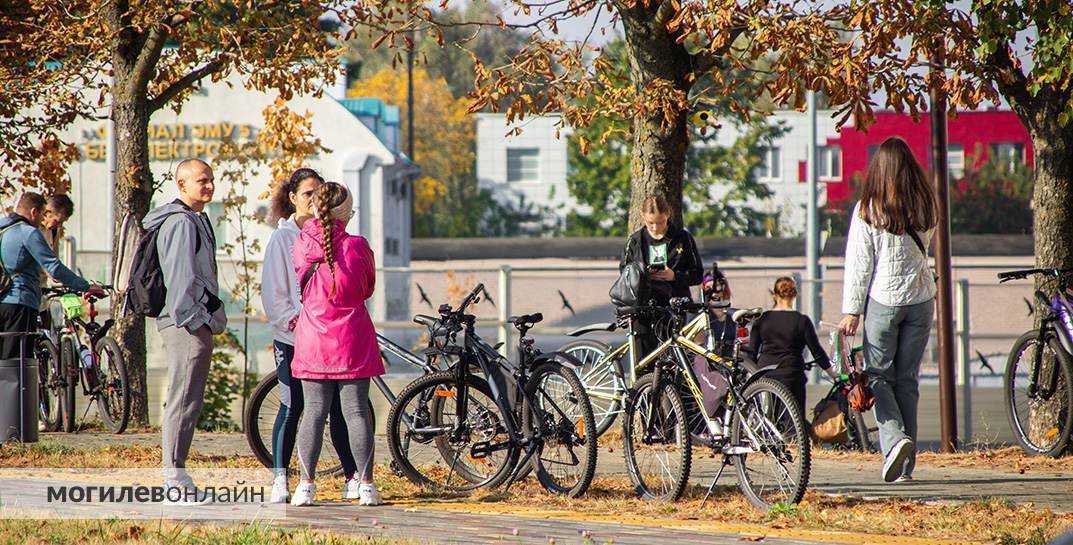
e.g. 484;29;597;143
261;168;359;503
838;137;937;484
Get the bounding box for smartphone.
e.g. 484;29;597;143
648;263;666;271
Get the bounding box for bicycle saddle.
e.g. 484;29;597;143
732;307;764;323
413;314;439;329
508;313;543;326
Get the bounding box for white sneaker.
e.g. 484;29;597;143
893;474;913;483
343;478;361;500
882;438;914;483
270;475;290;504
290;482;316;506
358;483;383;506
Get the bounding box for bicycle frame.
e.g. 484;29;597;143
634;310;764;445
57;298;115;397
374;332;437;406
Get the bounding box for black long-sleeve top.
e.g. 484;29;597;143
619;224;703;303
744;309;830;371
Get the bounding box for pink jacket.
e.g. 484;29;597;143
291;219;384;380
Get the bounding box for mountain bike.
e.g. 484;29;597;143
37;286;129;434
386;283;598;497
618;298;810;510
561;308;760;439
243;329;446;477
997;267;1073;457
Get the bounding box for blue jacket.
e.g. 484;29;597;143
0;214;89;309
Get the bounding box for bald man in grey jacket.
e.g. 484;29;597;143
143;159;227;504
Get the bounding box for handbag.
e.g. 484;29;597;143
833;332;875;412
811;399;848;443
610;241;649;307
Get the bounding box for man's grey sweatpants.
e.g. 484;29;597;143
160;325;214;485
862;297;934;477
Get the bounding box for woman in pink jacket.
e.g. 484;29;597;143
290;181;384;507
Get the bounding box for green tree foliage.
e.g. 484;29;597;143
565;41;783;237
950;155;1034;235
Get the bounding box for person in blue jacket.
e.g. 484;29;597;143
0;192;103;358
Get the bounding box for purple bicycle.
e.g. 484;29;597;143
998;267;1073;457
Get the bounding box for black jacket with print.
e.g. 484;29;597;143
619;224;704;303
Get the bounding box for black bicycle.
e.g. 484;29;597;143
37;286;128;434
998;267;1073;457
386;283;598;497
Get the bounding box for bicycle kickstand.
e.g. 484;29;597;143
76;400;94;434
700;454;733;508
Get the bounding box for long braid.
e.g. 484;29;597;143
313;183;346;299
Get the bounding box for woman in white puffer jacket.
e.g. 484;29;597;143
838;137;938;484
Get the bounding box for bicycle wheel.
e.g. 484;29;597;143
387;370;518;492
36;337;63;432
622;373;691;502
523;359;597;497
730;378;810;510
1004;330;1073;457
93;337;129;434
60;337;76;433
560;339;624;437
848;409;878;453
243;370;364;477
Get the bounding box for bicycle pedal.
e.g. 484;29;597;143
470;440;510;458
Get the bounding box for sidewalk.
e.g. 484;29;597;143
26;432;1073;544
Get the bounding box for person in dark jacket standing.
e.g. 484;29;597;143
142;158;227;505
619;195;703;355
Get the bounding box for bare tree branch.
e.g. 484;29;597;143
986;40;1036;123
147;58;225;113
130;25;168;94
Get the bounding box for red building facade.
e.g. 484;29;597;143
824;110;1034;204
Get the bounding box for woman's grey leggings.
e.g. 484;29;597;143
296;378;374;481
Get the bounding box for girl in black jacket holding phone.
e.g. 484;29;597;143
619;195;703;355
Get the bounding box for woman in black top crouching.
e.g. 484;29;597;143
745;277;839;413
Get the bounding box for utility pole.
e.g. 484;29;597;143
931;46;958;453
806;90;822;383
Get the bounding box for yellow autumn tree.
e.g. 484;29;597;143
348;68;472;217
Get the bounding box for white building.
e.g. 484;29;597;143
475;113;577;231
50;74;416;322
475;110;843;235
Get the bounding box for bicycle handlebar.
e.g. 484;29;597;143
998;268;1073;283
458;283;485;314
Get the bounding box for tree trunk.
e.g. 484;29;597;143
620;12;694;231
110;91;155;427
1023;107;1073;452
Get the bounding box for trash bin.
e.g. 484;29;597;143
0;356;39;443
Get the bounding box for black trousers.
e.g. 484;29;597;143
764;367;808;417
0;303;37;360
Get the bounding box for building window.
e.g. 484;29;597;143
507;148;541;183
758;146;781;181
206;202;226;253
948;144;965;180
819;145;842;180
990;142;1025;171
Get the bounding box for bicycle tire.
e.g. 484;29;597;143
622;373;691;502
37;337;63;432
730;378;811;510
559;339;624;437
849;409;878;453
1004;330;1073;457
243;370;363;477
523;359;597;498
60;336;76;433
386;370;518;492
94;337;129;434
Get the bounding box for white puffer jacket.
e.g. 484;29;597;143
261;216;302;345
841;202;937;315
